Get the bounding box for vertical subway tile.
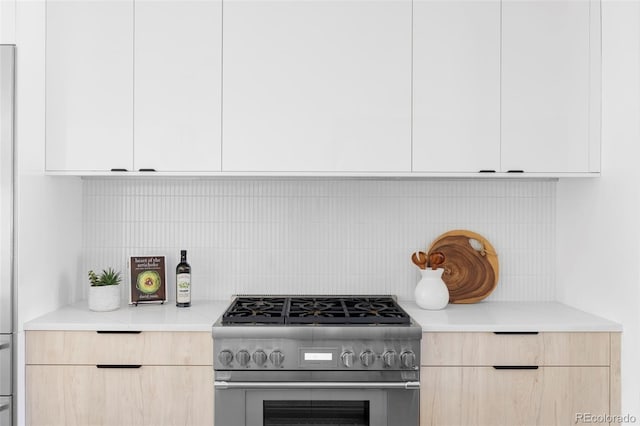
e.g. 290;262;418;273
81;179;557;301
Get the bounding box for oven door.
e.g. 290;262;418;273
248;388;386;426
214;371;420;426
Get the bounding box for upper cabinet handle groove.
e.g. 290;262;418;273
96;331;142;334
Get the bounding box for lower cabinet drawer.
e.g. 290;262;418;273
420;366;609;426
26;330;213;365
26;365;214;426
421;332;610;366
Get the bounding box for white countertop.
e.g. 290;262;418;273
23;300;230;332
401;301;622;332
24;299;622;333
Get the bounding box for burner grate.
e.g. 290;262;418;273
343;297;411;324
287;297;349;324
221;296;411;325
221;297;287;324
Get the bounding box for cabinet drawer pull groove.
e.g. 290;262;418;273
479;170;496;173
96;364;142;369
96;331;142;334
493;366;539;370
138;168;156;172
506;170;524;173
110;168;128;172
493;331;539;335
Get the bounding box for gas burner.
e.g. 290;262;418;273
299;310;334;317
241;300;277;315
351;299;397;317
296;301;335;312
353;301;389;316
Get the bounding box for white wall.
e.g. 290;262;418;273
557;0;640;417
14;0;82;329
14;1;83;424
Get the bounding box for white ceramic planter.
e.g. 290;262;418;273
415;268;449;310
88;284;121;312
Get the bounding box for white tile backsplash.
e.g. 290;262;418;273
81;178;556;302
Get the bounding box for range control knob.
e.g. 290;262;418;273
218;350;234;366
382;350;397;368
253;350;268;366
400;351;416;369
341;351;355;368
236;350;251;367
360;350;375;368
269;350;285;367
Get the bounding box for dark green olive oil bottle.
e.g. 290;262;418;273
176;250;191;307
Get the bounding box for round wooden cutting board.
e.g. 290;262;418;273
427;230;499;304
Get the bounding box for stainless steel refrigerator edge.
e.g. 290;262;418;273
0;44;15;426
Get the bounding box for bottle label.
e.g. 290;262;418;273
176;273;191;303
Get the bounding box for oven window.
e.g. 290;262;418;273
263;400;370;426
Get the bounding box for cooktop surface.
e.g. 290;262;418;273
221;295;411;326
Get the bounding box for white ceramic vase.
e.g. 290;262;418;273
415;268;449;310
88;284;121;312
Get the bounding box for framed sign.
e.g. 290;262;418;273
129;256;166;305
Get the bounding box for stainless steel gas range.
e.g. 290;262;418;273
212;295;422;426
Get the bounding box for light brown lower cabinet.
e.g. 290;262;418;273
26;331;214;426
26;365;213;426
421;366;608;426
420;332;621;426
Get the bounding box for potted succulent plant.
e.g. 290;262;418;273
88;268;122;312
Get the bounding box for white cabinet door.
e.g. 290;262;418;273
413;0;500;173
502;0;596;173
222;0;412;172
134;0;222;172
45;0;133;172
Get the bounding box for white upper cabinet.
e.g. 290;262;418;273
46;0;134;172
43;0;600;176
413;0;500;173
46;0;222;173
222;0;412;173
134;0;222;172
501;0;600;173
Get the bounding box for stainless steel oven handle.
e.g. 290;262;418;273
214;381;420;390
